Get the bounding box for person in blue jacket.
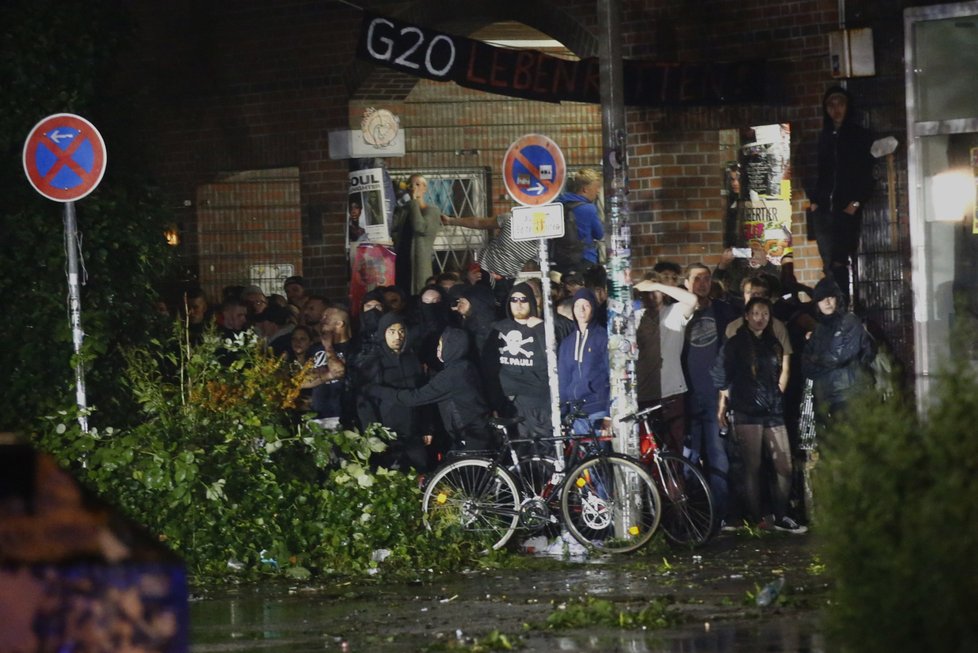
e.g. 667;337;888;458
554;168;604;271
557;288;611;437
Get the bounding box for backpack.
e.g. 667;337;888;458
549;200;585;270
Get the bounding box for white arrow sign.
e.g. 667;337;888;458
526;183;545;195
49;129;75;143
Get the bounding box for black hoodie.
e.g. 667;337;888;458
450;282;498;356
355;312;429;443
378;327;493;450
488;282;549;403
810;85;875;214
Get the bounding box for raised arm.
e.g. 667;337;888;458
442;215;498;230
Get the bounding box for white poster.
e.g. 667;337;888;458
348;168;391;248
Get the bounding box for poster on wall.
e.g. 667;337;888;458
348;167;391;248
741;199;793;266
739;123;792;264
349;243;396;316
742;123;791;201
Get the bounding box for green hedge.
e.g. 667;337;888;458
814;370;978;652
32;328;492;581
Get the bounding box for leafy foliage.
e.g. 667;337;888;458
32;328;486;580
542;596;677;630
814;373;978;652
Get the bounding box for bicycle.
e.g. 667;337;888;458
621;404;716;548
421;407;662;554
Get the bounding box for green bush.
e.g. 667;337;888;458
814;370;978;652
32;327;488;580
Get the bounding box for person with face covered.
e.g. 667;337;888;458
365;327;493;454
486;282;551;454
557;288;610;437
355;312;432;471
449;282;498;359
411;284;451;373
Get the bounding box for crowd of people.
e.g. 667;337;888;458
174;237;877;537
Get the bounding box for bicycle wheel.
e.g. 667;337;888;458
508;456;559;533
651;453;715;547
422;458;521;551
560;454;662;554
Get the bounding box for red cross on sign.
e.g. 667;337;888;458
23;113;107;202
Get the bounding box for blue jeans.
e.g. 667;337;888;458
686;389;730;523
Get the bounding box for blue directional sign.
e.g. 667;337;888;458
502;134;566;206
23;113;107;202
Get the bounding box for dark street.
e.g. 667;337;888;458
190;531;826;652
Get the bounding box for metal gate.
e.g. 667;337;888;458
856;158;914;382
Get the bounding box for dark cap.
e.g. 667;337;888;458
284;275;305;288
812;277;843;302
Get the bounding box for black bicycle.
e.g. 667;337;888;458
421;406;662;553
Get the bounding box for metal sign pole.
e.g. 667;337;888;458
64;201;89;432
537;240;564;472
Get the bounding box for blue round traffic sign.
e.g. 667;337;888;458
23;113;107;202
502;134;566;206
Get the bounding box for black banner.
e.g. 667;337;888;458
356;13;770;106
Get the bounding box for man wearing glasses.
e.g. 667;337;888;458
486;282;551;455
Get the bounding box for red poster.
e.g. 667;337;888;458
349;243;396;316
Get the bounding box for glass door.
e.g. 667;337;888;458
906;2;978;409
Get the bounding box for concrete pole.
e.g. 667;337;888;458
597;0;638;459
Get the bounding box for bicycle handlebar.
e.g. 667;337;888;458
619;404;663;423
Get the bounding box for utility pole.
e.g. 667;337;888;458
597;0;637;458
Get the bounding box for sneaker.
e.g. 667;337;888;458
772;515;808;535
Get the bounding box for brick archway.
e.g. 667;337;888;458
345;0;598;101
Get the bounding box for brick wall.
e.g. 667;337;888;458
126;0;909;302
195;170;302;302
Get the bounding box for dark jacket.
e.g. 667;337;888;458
712;325;785;422
354;312;429;442
557;289;610;416
381;327;494;450
802;309;875;408
811;86;875;214
411;284;450;372
454;283;497;357
486;282;550;408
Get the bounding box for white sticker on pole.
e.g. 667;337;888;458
510;203;565;242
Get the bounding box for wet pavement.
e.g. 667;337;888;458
190;531;828;652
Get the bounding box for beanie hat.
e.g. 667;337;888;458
812;277;843;302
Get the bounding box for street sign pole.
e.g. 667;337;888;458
504;138;568;468
64;201;89;433
23;113;107;434
536;240;564;472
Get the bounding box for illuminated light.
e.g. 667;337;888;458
929;170;974;222
163;225;180;246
